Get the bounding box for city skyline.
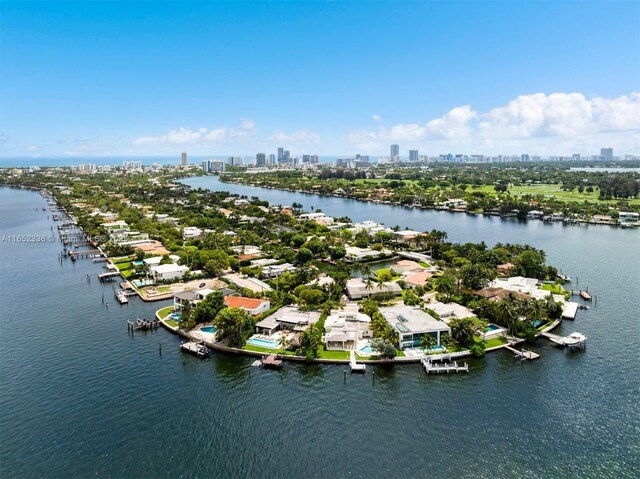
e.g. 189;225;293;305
1;1;639;158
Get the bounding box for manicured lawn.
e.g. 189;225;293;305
157;306;174;319
121;269;133;278
317;347;350;360
418;262;431;268
484;337;508;348
165;319;178;328
115;261;132;270
396;350;406;357
475;183;640;205
541;283;565;294
157;286;171;293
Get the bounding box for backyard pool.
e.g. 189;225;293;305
359;344;373;354
200;326;217;334
486;324;502;331
247;337;280;349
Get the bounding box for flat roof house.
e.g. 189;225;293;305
324;304;371;350
345;278;402;300
379;305;450;350
254;306;321;335
150;264;189;282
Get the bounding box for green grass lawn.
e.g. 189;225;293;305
121;269;133;278
165;319;178;328
115;261;132;270
484;336;508;348
418;262;431;268
541;283;565;294
475;183;640;205
156;306;174;319
317;347;350;360
157;286;171;293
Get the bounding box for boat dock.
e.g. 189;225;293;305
349;350;366;373
504;345;540;360
127;318;160;332
180;341;211;358
261;354;283;369
115;289;129;304
562;302;579;319
98;271;121;282
540;331;587;349
421;357;469;373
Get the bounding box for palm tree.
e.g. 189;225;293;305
278;335;291;354
420;334;437;352
496;295;520;336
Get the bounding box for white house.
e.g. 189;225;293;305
324;304;372;350
150;264;189;282
254;306;321;335
379;305;451;350
224;296;271;316
183;226;203;240
345;278;402;300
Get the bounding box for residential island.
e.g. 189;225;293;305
1;164;592;366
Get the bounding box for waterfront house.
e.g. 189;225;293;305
390;260;424;275
183;226;203;240
379;305;451;350
223;296;271;316
150;264;189;282
262;263;297;279
224;273;273;293
323;304;372;350
345;278;402;300
173;289;217;310
427;301;476;322
403;270;433;288
254;306;321;335
474;287;530;301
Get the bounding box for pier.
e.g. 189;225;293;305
98;271;121;282
504;345;540;360
349;350;366;373
127;318;160;332
180;341;212;358
421;357;469;373
261;354;283;369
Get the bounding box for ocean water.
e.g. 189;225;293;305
1;185;638;478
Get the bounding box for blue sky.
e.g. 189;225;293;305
1;1;639;159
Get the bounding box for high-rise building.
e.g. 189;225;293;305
283;150;291;163
202;160;225;173
521;154;530;162
227;156;244;166
277;147;284;163
600;148;613;161
256;153;266;166
268;154;276;165
409;150;418;162
181;152;187;166
302;154;310;163
572;154;581;162
309;155;319;164
390;144;399;161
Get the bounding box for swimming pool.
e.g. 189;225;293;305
359;344;373;354
487;324;502;332
247;337;280;349
200;326;217;334
170;313;181;321
426;345;446;352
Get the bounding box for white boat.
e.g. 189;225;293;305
549;332;587;349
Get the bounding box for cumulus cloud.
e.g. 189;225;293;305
345;92;640;154
269;129;320;145
25;145;40;153
372;114;382;122
133;118;256;146
0;132;8;144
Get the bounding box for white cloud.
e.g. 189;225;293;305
0;133;8;144
269;129;320;145
372;114;382;122
25;145;40;153
132;118;256;146
345;92;640;155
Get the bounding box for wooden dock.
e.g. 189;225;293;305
181;341;211;358
261;354;283;369
349;350;366;373
505;345;540;360
421;357;469;373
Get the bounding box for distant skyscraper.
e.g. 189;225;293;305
181;152;187;166
302;154;310;163
572;154;581;162
409;149;418;162
600;148;613;161
390;144;399;161
268;154;276;165
521;154;530;162
227;156;243;166
283;150;291;163
256;153;266;166
277;147;284;163
309;155;319;164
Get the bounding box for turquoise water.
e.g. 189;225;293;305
427;345;446;352
247;337;279;349
200;326;217;333
359;344;373;354
487;324;501;331
1;185;639;478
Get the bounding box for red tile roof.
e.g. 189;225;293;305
224;296;269;310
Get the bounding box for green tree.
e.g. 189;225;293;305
193;291;226;324
296;247;314;265
402;288;420;306
515;249;546;279
178;301;195;329
371;338;396;359
213;307;253;347
459;263;497;291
